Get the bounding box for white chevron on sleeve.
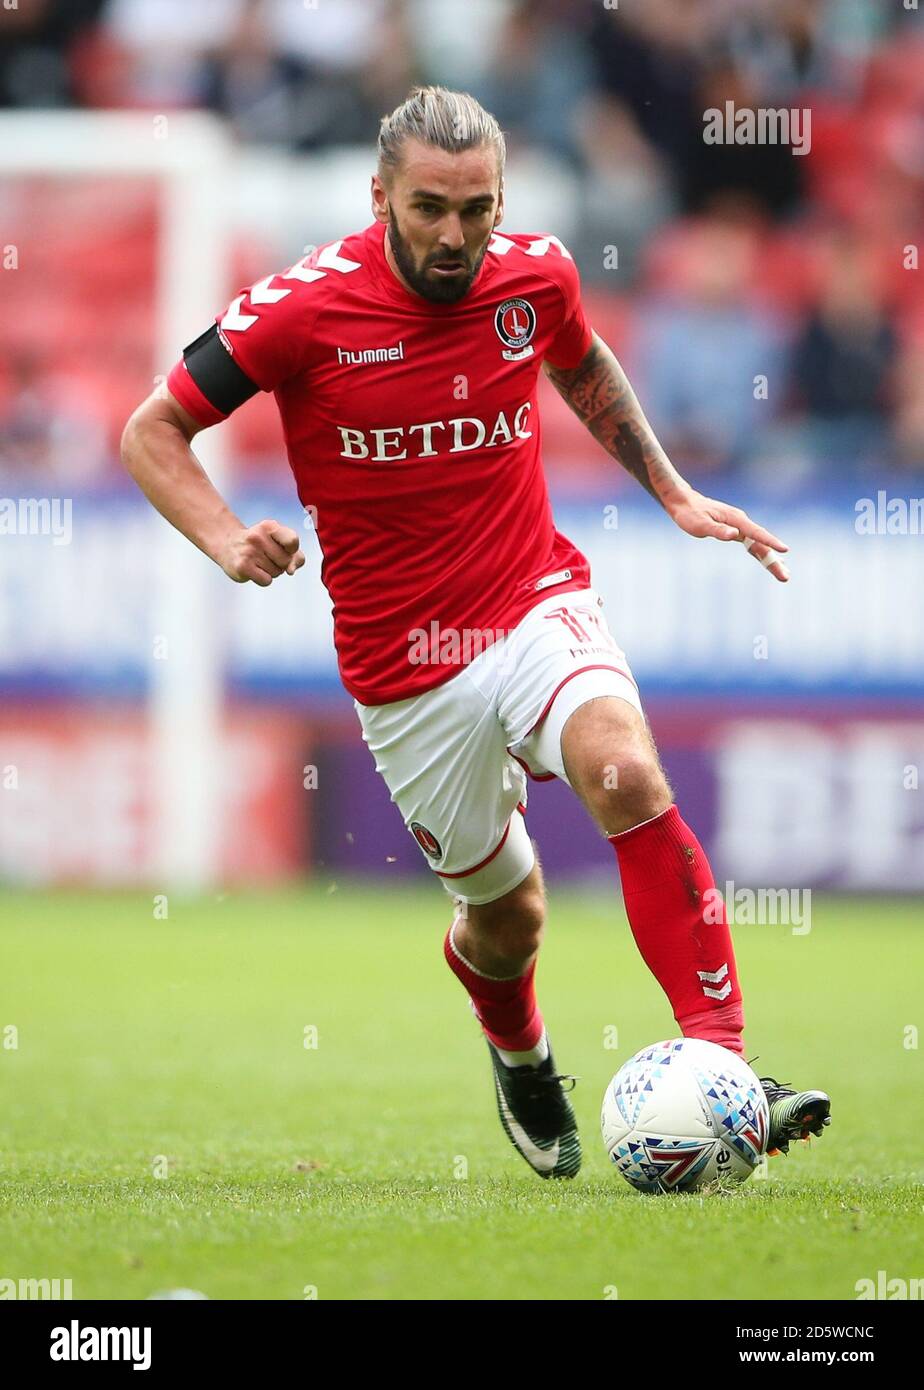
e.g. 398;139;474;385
248;274;291;305
283;259;326;284
316;240;362;273
221;240;361;333
220;295;257;332
283;241;362;285
525;235;572;259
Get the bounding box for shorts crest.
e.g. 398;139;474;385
410;821;443;859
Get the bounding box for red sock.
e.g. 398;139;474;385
609;805;744;1054
443;918;544;1051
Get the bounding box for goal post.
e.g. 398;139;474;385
0;110;234;892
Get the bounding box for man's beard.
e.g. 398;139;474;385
387;212;490;304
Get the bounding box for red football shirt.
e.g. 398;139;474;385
167;221;595;704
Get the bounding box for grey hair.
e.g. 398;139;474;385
377;86;506;179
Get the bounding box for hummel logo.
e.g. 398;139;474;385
697;961;732;1000
337;341;405;366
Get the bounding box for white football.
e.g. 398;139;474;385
601;1038;769;1193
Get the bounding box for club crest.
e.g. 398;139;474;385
410;822;443;859
494;298;536;360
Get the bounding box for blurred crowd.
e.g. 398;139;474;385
2;0;924;485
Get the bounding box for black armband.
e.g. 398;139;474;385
182;323;260;414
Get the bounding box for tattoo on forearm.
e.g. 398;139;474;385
544;338;685;506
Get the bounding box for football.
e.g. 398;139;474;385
601;1038;769;1193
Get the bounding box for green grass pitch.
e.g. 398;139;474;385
1;886;921;1301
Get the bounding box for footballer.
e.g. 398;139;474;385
122;87;831;1179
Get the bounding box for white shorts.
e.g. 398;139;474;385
353;588;643;906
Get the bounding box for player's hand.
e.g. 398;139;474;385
666;490;790;583
217;520;306;587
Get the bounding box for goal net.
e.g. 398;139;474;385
0;111;233;891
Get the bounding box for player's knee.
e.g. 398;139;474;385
580;746;671;834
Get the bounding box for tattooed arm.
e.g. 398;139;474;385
543;332;790;582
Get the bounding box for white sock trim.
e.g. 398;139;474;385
447;916;527;983
607;804;674;841
496;1029;550;1069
